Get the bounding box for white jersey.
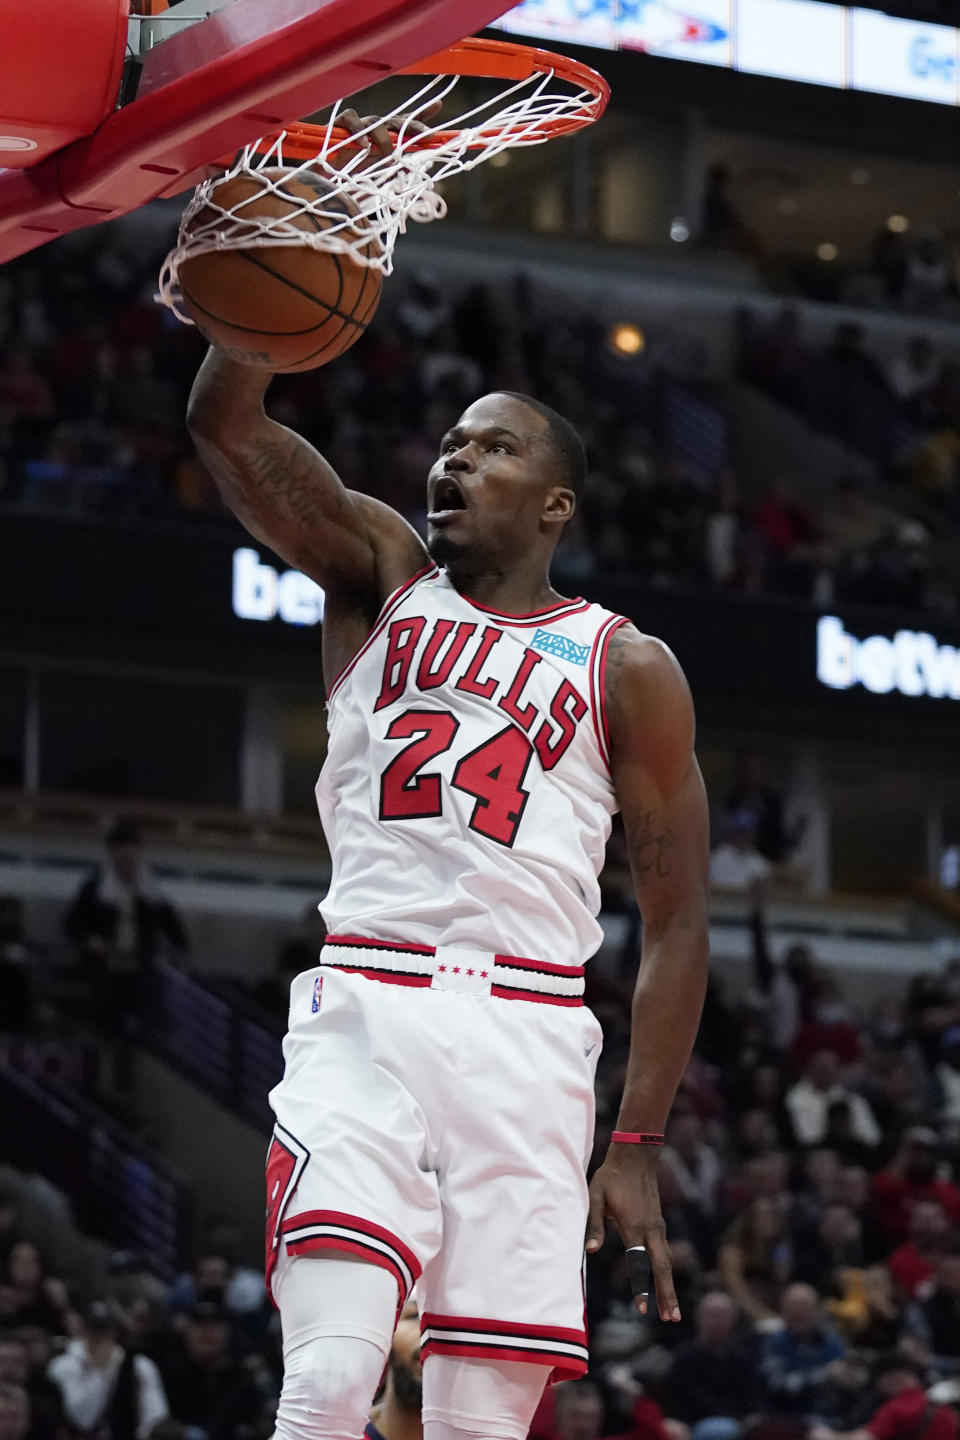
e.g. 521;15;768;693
315;564;629;968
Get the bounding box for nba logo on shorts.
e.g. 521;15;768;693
311;975;323;1013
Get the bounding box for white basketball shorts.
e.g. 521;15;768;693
265;935;602;1383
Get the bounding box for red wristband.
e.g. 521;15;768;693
611;1131;664;1145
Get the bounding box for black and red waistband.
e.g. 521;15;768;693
320;934;585;1006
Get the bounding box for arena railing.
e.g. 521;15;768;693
0;1061;193;1274
142;963;283;1133
0;787;328;863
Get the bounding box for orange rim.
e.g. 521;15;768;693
242;36;609;163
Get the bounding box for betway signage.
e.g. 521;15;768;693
232;547;324;626
817;614;960;700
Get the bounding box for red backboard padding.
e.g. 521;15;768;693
0;0;128;168
0;0;519;265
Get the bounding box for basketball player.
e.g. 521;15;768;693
187;337;710;1439
368;1301;423;1440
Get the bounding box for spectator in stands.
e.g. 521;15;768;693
796;1204;865;1297
819;479;889;564
659;1112;723;1232
199;1221;265;1318
758;1283;859;1423
700;165;756;254
901;232;952;315
662;1290;760;1433
871;1130;960;1245
905;1239;960;1369
791;982;863;1071
65;820;190;972
539;1381;606;1440
65;820;190;1082
741;308;811;405
785;1051;881;1151
824;1264;908;1354
0;1190;22;1272
866;225;907;305
884;337;938;417
0;1332;63;1440
0;349;53;424
826;324;883;389
0;898;40;1032
367;1299;422;1440
158;1302;264;1440
887;1200;951;1301
935;1026;960;1130
745;904;821;1057
47;1299;168;1440
0;1245;70;1337
718;1195;795;1326
751;478;819;600
0;1383;29;1440
835;1167;888;1266
722;753;805;866
710;812;772;893
167;1250;265;1326
809;1355;958;1440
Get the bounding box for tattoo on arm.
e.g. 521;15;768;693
625;808;677;885
242;434;343;530
605;627;631;686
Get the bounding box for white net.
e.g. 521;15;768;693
157;62;598;324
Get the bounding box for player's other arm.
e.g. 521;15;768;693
586;625;710;1320
186;348;428;604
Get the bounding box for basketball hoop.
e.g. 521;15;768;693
157;38;608;323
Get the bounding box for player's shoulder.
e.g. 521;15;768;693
605;621;689;694
603;621;695;754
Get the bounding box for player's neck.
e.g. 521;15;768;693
444;560;566;615
369;1397;423;1440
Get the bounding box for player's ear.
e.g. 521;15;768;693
543;487;575;525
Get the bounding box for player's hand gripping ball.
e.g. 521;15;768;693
178;103;442;373
178;168;383;373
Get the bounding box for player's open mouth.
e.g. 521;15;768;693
428;474;468;523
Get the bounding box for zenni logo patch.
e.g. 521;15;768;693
531;628;591;666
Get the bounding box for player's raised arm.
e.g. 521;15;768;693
186;347;428;607
586;626;710;1320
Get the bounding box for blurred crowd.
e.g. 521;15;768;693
4;803;960;1440
567;904;960;1440
1;227;959;621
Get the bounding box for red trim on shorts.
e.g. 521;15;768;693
421;1338;588;1380
588;615;630;771
285;1236;411;1296
281;1209;421;1300
489;984;583;1006
324;964;433;988
326;565;438;702
421;1314;587;1342
420;1313;589;1384
493;953;585;978
326;934;435;956
282;1209;422;1276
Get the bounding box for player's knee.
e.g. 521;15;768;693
275;1334;384;1440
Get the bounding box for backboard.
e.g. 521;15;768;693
0;0;522;265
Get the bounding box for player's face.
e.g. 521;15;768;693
426;394;572;567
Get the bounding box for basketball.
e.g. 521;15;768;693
178;168;383;373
